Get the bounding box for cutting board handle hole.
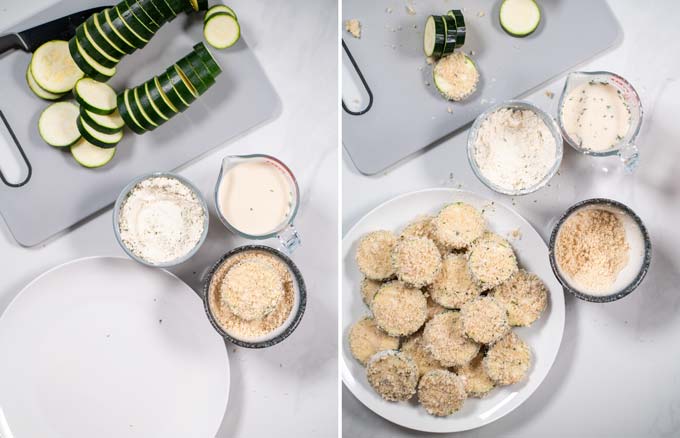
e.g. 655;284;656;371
0;111;31;188
342;40;373;116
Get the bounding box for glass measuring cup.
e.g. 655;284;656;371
214;154;301;254
557;71;643;172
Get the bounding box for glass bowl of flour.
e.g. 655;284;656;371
113;172;209;267
467;100;563;196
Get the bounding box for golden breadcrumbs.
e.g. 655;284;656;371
208;251;294;340
392;236;442;287
483;331;531;385
372;281;428;337
460;296;510;344
401;331;446;378
360;277;381;308
344;19;361;38
349;317;400;366
423;311;480;367
417;370;467;416
457;350;495;398
468;233;518;289
429;253;481;308
366;350;418;401
400;215;449;255
221;259;284;321
432;202;486;250
433;52;480;101
555;208;629;293
356;230;397;280
491;270;547;326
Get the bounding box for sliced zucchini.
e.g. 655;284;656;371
136;0;167;27
115;5;152;42
205;5;237;21
127;0;161;30
157;72;190;111
169;64;198;98
152;0;177;20
26;64;66;100
440;15;457;57
71;138;116;168
77;116;123;148
193;42;222;78
38;101;81;147
499;0;541;37
143;80;172;120
81;108;124;134
162;0;186;16
88;14;126;58
117;90;146;134
203;13;240;49
117;2;157;37
76;24;119;69
107;8;147;50
185;54;215;92
73;77;117;115
448;10;466;48
69;38;116;82
30;40;84;94
153;76;181;112
433;52;479;101
188;0;208;11
128;87;158;130
423;15;445;58
134;86;165;125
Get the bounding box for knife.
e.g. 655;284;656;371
0;6;109;54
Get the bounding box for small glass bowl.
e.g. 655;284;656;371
548;198;652;303
467;100;564;196
113;172;210;268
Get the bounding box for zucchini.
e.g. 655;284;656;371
88;14;126;58
30;40;84;94
129;87;158;130
115;5;153;42
499;0;541;37
77;116;123;148
188;0;208;11
186;53;216;91
73;77;117;115
447;10;466;48
69;38;116;82
440;15;457;57
38;101;81;147
154;76;181;112
107;8;147;50
162;0;186;16
423;15;445;58
134;85;165;125
136;0;167;27
121;0;160;32
80;108;124;134
152;0;177;20
76;24;119;69
433;52;479;101
143;80;173;120
205;5;237;21
117;90;146;134
157;72;190;111
71;138;116;168
193;42;222;78
203;13;240;49
26;64;66;100
169;64;198;98
176;58;206;95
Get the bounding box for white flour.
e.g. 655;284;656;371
118;177;205;265
473;108;557;191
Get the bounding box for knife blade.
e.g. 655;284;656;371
0;6;109;55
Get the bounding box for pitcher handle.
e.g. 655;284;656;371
278;224;301;254
618;142;639;173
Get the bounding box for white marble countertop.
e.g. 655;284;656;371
342;1;680;437
0;1;338;437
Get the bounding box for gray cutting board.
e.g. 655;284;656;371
0;0;280;247
342;0;621;175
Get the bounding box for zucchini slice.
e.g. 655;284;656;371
117;90;146;134
80;108;124;134
143;80;172;120
193;42;222;78
115;5;152;42
77;116;123;148
158;72;191;111
175;58;207;95
153;0;177;20
121;0;160;32
448;10;466;48
154;75;181;112
186;53;216;92
440;15;457;57
129;87;158;130
26;64;66;100
189;0;208;11
170;64;198;98
71;138;116;168
205;5;237;21
74;77;117;115
203;13;240;49
88;14;126;58
433;52;479;101
69;38;116;82
38;101;81;147
136;0;167;27
162;0;185;16
423;15;445;58
499;0;541;37
107;8;147;50
134;85;165;125
76;24;119;68
30;40;84;94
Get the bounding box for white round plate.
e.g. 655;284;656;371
0;257;229;438
341;189;565;433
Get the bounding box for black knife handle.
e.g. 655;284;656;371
0;34;25;54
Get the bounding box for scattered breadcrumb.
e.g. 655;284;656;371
460;296;511;344
366;350;418;401
349;317;400;365
385;7;393;13
423;311;480;367
508;228;522;240
418;370;467;416
491;270;548;327
447;106;453;114
477;11;485;17
372;281;428;337
483;332;531;385
356;230;397;280
345;19;361;39
457;350;495;397
406;5;416;15
545;90;555;99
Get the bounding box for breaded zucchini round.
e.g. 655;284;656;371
484;331;531;385
372;281;428;337
422;311;480;367
491;269;548;327
349;317;400;366
457;350;495;398
460;296;510;344
468;233;518;289
401;331;446;378
432;202;486;250
425;294;446;320
400;215;449;255
366;350;418;401
429;253;481;309
222;259;284;321
360;277;381;308
392;236;442;287
355;230;397;280
417;370;467;416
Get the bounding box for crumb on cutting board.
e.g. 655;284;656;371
406;5;416;15
478;11;485;17
545;91;555;99
345;19;361;38
386;7;393;13
508;228;522;240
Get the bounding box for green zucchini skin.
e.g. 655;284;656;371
117;91;146;134
146;78;177;117
151;0;177;20
123;0;161;32
135;85;165;125
116;4;154;40
195;0;209;11
448;10;466;48
176;57;209;95
68;38;113;82
136;0;167;26
86;15;126;58
127;88;155;131
440;15;457;57
111;7;149;48
76;117;121;148
158;72;191;111
80;108;123;135
187;53;216;90
424;15;446;57
97;11;136;54
162;0;186;16
76;25;119;69
193;42;222;78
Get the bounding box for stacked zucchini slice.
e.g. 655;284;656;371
423;10;466;58
203;4;240;49
117;42;222;134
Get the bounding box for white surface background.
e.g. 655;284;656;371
0;1;338;437
342;1;680;437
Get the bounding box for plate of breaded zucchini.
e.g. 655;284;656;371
342;188;565;432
